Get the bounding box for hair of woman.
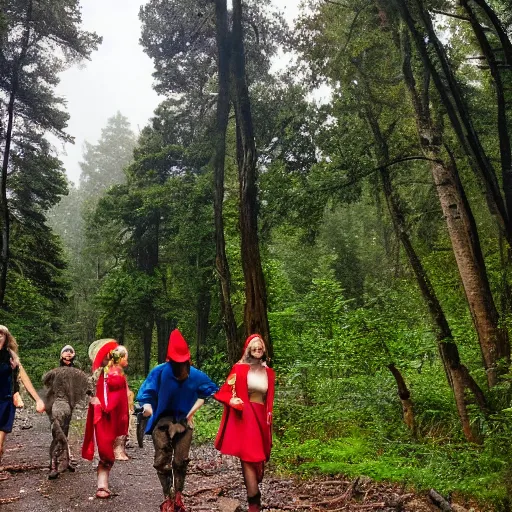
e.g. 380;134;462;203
0;325;18;355
241;336;267;363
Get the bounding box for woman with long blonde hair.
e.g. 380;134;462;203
0;325;45;462
214;334;275;512
82;340;129;499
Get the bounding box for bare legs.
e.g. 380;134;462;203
0;430;6;462
114;435;129;460
96;463;111;498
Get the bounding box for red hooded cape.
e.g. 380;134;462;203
214;336;275;463
82;367;129;464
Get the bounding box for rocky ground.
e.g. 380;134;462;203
0;406;487;512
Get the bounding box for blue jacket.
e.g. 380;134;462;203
136;363;218;434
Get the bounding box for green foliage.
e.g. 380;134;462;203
3;273;55;348
272;432;507;504
192;401;223;445
95;269;159;339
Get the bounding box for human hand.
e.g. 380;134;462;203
13;392;24;408
36;398;45;413
90;396;100;406
229;397;244;410
186;415;195;429
142;403;153;417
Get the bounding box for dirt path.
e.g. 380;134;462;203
0;407;480;512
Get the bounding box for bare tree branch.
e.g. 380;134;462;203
431;9;470;22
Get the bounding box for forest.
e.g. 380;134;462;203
2;0;512;508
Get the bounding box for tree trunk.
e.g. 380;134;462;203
461;0;512;221
0;0;33;307
142;316;154;376
213;0;239;365
356;49;486;438
434;150;509;386
195;284;211;368
392;0;512;245
156;316;175;364
231;0;272;359
0;89;14;308
379;162;483;442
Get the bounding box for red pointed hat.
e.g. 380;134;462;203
166;329;191;362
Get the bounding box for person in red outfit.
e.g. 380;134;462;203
214;334;275;512
82;339;129;499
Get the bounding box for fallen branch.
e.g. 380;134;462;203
429;489;453;511
0;463;47;473
0;497;21;504
263;506;313;511
185;484;239;497
321;480;352;486
353;504;386;510
316;477;360;507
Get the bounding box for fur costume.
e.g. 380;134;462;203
43;366;93;477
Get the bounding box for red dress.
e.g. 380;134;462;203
214;363;275;463
82;366;129;466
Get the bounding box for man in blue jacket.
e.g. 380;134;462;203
136;329;218;512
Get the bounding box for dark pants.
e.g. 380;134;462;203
152;416;193;498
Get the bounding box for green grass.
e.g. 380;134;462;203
270;433;508;506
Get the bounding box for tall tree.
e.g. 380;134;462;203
397;26;509;387
0;0;100;306
231;0;271;354
140;0;285;361
79;112;136;202
213;0;239;363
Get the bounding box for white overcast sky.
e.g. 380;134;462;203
56;0;303;185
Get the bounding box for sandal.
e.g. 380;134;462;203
95;488;112;499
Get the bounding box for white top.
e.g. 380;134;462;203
247;367;268;396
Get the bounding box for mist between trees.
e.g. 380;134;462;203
3;0;512;508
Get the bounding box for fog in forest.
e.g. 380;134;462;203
56;0;301;184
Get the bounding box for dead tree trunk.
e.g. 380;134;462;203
231;0;272;359
213;0;239;364
387;363;416;435
400;28;509;388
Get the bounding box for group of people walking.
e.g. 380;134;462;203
0;324;275;512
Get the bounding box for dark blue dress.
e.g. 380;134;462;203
0;348;16;433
